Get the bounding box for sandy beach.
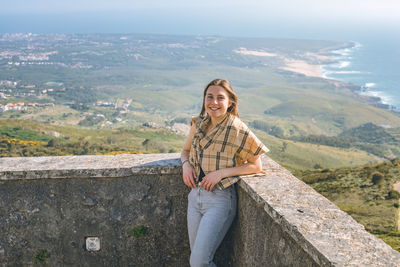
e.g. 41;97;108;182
280;59;324;78
234;47;324;78
234;47;278;57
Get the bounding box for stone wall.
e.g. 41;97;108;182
1;154;399;266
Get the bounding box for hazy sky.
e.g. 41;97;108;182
3;0;399;22
1;0;399;38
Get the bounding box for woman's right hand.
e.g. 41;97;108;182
182;162;197;188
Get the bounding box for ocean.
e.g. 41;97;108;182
322;35;400;111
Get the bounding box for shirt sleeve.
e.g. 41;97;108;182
236;126;269;163
191;116;202;127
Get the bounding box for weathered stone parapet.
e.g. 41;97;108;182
0;154;182;180
238;156;400;266
1;154;399;266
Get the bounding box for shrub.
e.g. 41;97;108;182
302;175;319;184
314;163;323;169
326;173;336;180
387;190;400;200
371;172;385;185
250;120;271;132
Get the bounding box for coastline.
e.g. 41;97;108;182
321;42;399;112
233;42;400;112
279;42;355;79
280;41;398;112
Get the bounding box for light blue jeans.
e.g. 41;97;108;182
187;185;237;267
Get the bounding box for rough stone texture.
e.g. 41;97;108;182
1;154;400;266
0;154;189;267
0;154;181;180
214;186;320;267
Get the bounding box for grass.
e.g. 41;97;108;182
33;249;50;263
251;128;381;170
0;119;185;157
0;126;51;142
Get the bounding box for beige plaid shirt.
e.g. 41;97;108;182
189;113;269;189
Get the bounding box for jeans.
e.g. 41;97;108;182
187;185;237;267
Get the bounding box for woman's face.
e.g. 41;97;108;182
204;85;232;120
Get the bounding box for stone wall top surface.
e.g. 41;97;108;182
0;153;181;180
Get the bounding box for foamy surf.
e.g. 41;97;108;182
364;83;376;88
321;70;361;79
334;71;361;74
359;90;391;105
337;61;351;68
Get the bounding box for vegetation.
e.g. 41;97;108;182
287;123;400;158
33;249;50;264
130;225;149;239
0;127;51;142
0;119;184;157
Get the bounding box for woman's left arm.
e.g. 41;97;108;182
200;154;262;192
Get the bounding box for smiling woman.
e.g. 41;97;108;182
180;79;269;266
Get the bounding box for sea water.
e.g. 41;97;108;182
322;35;400;111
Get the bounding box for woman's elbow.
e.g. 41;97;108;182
250;157;263;172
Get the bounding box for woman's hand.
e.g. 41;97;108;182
182;162;197;189
201;170;223;192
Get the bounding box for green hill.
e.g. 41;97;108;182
0;119;184;157
286;123;400;159
0;118;383;172
339;122;398;144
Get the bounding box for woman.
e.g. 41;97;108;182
180;79;269;267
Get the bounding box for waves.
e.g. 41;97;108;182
338;61;351;68
359;89;392;105
360;83;394;106
364;83;376;88
323;70;361;77
321;44;360;78
321;41;399;110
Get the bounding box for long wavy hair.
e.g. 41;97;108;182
199;79;239;117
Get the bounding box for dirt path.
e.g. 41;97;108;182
394;181;400;231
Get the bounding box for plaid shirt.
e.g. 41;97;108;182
189;113;269;189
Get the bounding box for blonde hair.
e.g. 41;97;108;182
199;79;239;117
